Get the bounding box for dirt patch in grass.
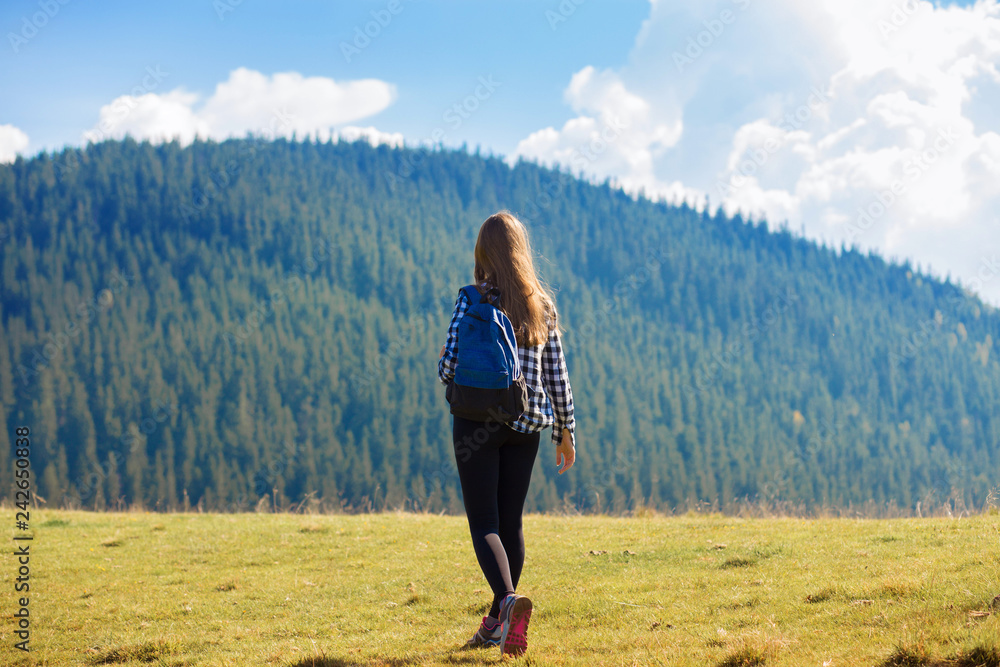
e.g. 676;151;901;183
464;601;489;615
872;578;919;600
882;644;930;667
88;639;177;664
951;646;1000;667
286;655;428;667
717;646;767;667
726;596;762;609
719;544;785;570
299;522;327;533
805;587;840;603
880;644;1000;667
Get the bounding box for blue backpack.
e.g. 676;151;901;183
445;285;528;423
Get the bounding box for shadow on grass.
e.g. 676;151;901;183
286;648;508;667
88;639;177;664
804;586;839;603
881;644;1000;667
719;545;787;570
716;646;767;666
465;601;490;616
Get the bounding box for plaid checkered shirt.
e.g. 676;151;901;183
438;286;576;447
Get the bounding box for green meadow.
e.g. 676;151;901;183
2;510;998;666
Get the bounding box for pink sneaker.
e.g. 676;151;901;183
462;615;501;649
498;593;532;657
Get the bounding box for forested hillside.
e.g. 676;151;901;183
1;137;997;513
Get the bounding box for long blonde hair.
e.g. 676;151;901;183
473;211;556;347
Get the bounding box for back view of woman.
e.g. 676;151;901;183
438;210;577;656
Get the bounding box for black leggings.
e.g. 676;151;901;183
452;415;540;619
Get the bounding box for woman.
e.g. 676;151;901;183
438;210;577;657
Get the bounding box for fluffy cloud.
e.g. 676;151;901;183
0;124;30;163
511;66;694;201
84;67;398;147
515;0;1000;304
714;0;1000;295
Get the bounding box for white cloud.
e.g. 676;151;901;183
510;66;692;202
514;0;1000;304
84;67;397;147
0;124;30;163
332;125;404;148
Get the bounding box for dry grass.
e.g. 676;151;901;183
0;510;997;666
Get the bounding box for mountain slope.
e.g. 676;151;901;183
1;137;997;512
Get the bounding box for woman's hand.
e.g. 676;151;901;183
439;345;446;359
556;428;575;474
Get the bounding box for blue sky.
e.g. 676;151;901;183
3;0;1000;305
0;0;648;155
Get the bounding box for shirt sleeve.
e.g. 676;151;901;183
438;289;469;385
540;325;576;447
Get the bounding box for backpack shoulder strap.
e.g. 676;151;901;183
461;284;483;306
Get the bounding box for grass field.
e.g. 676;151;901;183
2;509;998;666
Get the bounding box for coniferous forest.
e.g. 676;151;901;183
1;137;998;513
